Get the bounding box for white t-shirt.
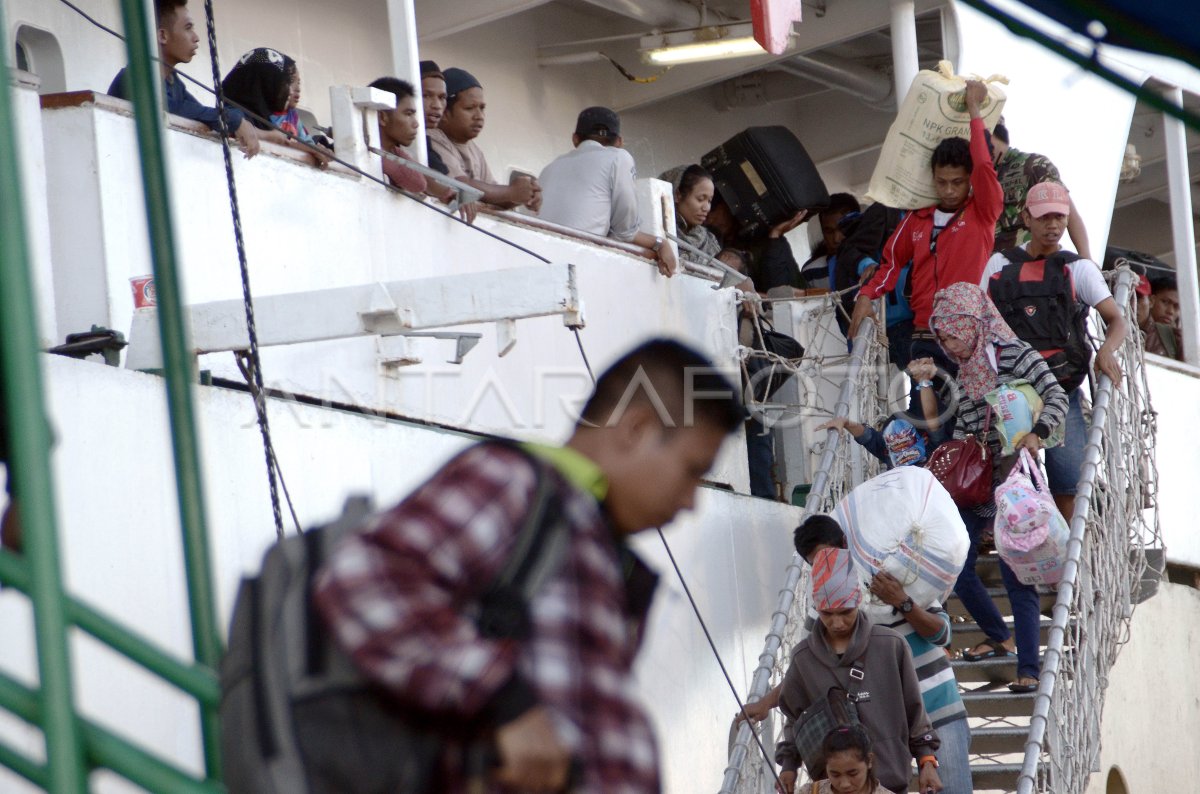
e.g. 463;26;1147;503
980;245;1112;308
537;140;641;242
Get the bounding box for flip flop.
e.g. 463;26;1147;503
1008;678;1039;693
961;639;1015;662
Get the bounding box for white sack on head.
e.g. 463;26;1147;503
833;466;969;608
865;61;1007;210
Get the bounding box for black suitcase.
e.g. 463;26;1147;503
701;126;830;239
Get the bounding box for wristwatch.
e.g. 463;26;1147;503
918;379;933;389
651;236;664;253
898;597;914;614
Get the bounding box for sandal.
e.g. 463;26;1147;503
961;639;1015;662
1008;677;1039;693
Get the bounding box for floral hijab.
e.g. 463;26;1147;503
928;282;1016;400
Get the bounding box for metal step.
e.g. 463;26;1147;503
952;654;1026;684
951;616;1056;650
945;588;1057;618
967;761;1024;792
962;689;1037;719
969;725;1030;755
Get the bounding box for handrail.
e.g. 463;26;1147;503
1015;268;1152;793
0;2;88;789
720;317;877;794
117;0;225;778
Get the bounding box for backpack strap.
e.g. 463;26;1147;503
1001;247;1033;265
473;442;571;640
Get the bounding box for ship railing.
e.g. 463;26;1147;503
1017;266;1164;794
0;1;226;791
721;312;886;794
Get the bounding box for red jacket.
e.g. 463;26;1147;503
860;117;1003;329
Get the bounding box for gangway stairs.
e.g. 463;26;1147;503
722;268;1163;794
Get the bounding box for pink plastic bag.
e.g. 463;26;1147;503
995;449;1068;585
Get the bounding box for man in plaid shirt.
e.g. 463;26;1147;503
314;339;744;792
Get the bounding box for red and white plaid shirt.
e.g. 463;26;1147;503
313;442;662;793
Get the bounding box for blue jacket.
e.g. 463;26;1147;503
108;68;244;134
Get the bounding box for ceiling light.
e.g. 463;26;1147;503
641;23;776;66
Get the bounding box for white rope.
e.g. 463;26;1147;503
1016;267;1163;794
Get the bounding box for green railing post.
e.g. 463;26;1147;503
0;3;88;792
115;0;224;778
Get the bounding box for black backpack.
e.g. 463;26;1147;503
988;248;1092;392
219;445;569;794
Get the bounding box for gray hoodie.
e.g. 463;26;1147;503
775;613;939;792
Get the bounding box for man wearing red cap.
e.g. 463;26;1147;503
981;180;1127;521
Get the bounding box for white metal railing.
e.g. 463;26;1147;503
721;315;886;794
1017;267;1164;793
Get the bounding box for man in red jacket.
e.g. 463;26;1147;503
848;80;1003;385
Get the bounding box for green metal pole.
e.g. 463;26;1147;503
0;3;88;792
115;0;223;779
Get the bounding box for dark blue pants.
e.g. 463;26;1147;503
953;508;1043;680
745;418;776;499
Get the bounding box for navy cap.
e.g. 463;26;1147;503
419;60;443;79
574;106;621;139
443;67;481;101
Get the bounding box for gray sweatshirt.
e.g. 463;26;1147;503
775;614;939;792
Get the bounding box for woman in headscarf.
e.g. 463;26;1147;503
660;164;721;265
222;48;330;162
774;549;942;794
929;282;1067;693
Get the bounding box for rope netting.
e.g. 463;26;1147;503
722;300;887;794
1018;267;1163;794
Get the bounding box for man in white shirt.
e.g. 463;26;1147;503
981;181;1127;517
538;107;677;277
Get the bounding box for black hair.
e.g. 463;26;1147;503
931;136;973;174
717;248;750;274
820;725;878;791
578;338;744;433
369;77;415;103
820;192;861;219
156;0;186;26
793;515;846;561
1151;274;1178;294
677;164;714;200
993;121;1010;145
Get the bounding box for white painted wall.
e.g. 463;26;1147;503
0;354;802;793
11;74;57;347
39;98;756;490
4;0;393;125
1082;583;1200;794
1145;360;1200;568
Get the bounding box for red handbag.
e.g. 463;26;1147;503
926;411;993;508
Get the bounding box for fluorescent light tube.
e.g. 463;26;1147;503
643;36;767;65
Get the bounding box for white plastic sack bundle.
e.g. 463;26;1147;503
832;467;969;608
865;61;1007;210
995;450;1070;585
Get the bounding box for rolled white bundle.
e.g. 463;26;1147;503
833;466;969;607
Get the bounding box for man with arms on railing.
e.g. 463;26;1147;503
537;107;678;277
314;339;743;793
774;548;942;794
428;67;542;213
108;0;261;158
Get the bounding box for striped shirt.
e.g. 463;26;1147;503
949;339;1069;462
877;605;967;729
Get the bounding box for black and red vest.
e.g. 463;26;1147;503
988;248;1092;392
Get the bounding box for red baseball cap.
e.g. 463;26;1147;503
1025;181;1071;218
1136;274;1152;296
